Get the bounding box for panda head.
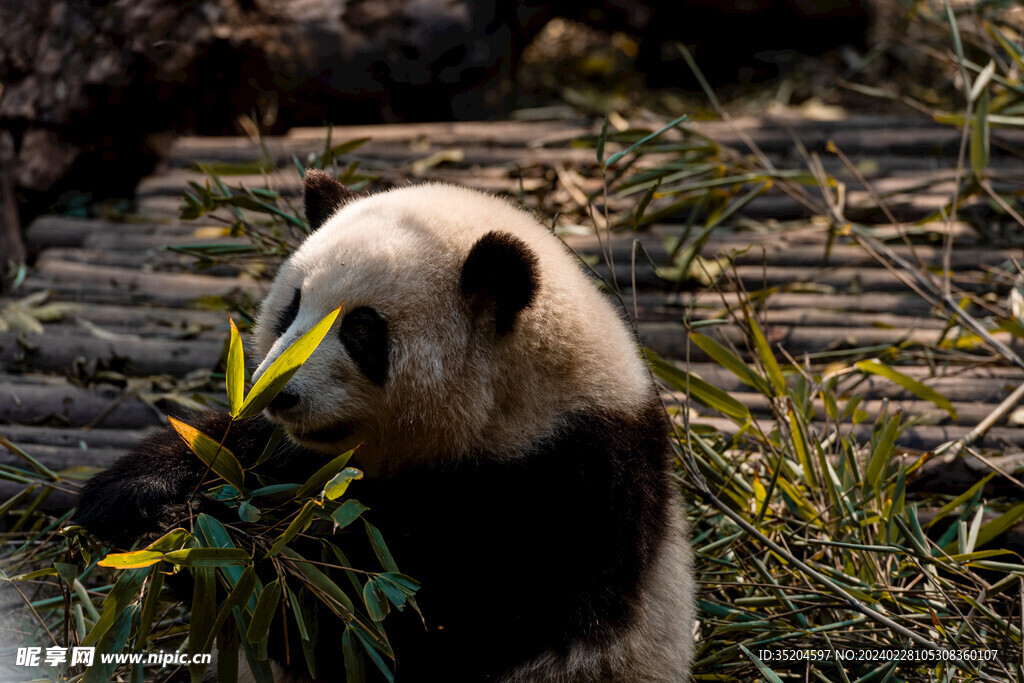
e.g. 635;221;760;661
251;171;650;475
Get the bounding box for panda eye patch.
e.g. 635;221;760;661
274;288;301;338
339;307;389;386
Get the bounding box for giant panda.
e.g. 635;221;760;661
75;170;696;681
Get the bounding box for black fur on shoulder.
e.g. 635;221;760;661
460;231;540;335
303;169;357;231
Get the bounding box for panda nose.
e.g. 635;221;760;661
268;389;300;411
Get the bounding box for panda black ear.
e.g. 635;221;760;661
460;231;539;334
303;169;357;231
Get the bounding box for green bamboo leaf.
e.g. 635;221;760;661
363;578;390;622
364;520;400;573
194;511;260;611
266;500;318;558
227;318;245;417
925;471;998;529
290;588;320;678
776;478;818;524
246;579;282;644
239;500;262;522
280;547;356;615
690;332;772;395
162;548;251;567
84;604;137;683
966;501;1024;551
167;416;246;491
748;317;785;396
332;499;369;529
0;435;59;481
596;113;610;165
376;573;419;609
855;359;957;419
949;548;1016;562
788;409;817;489
324;468;364;500
605;113;689;167
343;626;366;683
97;550;164;569
54;562;77;587
236;306;342;419
7;566;58;581
206;565;257;653
985;22;1024;71
190;566;216;681
863;413;901;496
351;622;395;681
145;527;192;553
295;449;355;498
137;570;165;650
250;483;300;498
970;88;990;177
83;568;149;647
739;644;784;683
287;586;311;641
317;138;372;168
644;348;750;423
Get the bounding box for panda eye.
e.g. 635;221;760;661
339;307;389;386
274;289;301;338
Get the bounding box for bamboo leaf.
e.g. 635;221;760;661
236;306;342;419
362;578;390;622
967;501;1024;551
162;548;251;567
227;318;245;417
332;499;369;530
925;471;998;529
739;644;785;683
280;547;356;615
855;359;957;419
84;604;137;683
970;88;990;177
690;331;772;395
295;449;355;499
167;416;247;491
137;570;165;650
364;520;400;573
324;468;364;500
97;550;164;569
266;500;318;557
246;579;282;644
863;413;901;496
596;113;610;166
645;348;750;422
190;566;216;681
146;527;192;553
604;113;689;167
84;568;149;647
749;317;785;396
343;626;366;683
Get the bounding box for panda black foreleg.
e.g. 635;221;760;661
74;412;276;547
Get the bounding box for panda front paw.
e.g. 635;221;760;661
74;470;175;546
